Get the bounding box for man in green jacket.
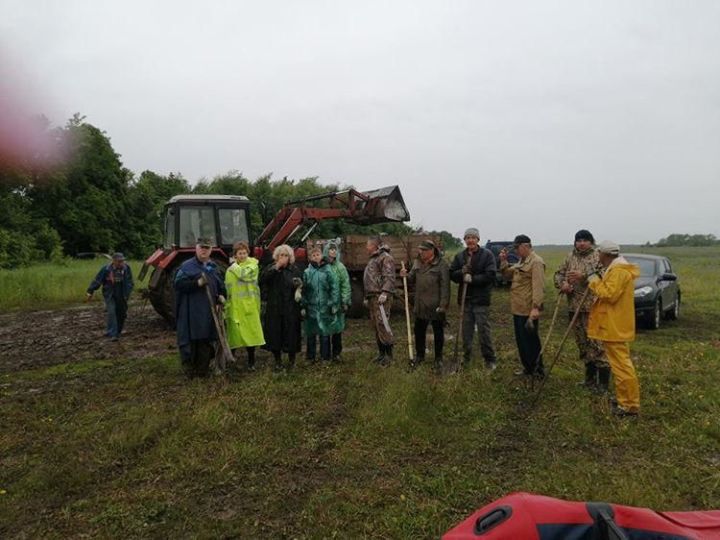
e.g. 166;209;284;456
401;240;450;373
323;241;351;362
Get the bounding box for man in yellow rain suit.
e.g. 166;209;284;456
586;240;641;417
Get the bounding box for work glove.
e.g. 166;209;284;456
197;274;208;288
463;273;473;284
378;293;387;304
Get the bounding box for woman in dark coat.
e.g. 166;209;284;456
259;244;303;370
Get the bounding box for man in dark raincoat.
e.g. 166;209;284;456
174;238;226;378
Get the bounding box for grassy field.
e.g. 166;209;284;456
1;246;719;538
0;259;144;312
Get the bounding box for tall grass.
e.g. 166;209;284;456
0;259;143;312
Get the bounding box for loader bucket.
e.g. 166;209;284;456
356;185;410;223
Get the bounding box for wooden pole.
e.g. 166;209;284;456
401;261;413;361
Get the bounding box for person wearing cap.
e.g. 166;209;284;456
554;230;610;392
363;236;396;365
174;238;227;378
86;252;134;341
449;227;498;370
401;239;450;372
499;234;545;378
586;241;641;417
323;241;351;362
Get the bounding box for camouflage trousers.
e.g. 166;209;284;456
368;296;395;346
570;311;608;368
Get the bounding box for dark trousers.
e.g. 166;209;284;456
307;334;331;361
462;304;496;363
331;333;343;359
272;350;296;368
105;293;128;337
179;340;215;378
513;315;544;375
414;318;444;358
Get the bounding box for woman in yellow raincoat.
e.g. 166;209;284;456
225;241;265;370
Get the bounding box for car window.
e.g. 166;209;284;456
625;257;656;277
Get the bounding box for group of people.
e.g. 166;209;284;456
87;227;642;418
172;237;351;376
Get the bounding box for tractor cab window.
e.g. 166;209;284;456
179;206;217;248
164;207;176;248
218;208;249;246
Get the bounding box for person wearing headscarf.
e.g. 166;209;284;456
302;246;340;363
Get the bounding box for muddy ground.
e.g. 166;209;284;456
0;301;177;374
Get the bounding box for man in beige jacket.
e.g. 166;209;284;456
499;234;545;378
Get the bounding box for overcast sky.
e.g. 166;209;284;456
2;0;719;243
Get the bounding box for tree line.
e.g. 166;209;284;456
653;234;719;247
0;115;460;269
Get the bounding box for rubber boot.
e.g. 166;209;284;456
272;351;283;372
382;344;393;366
374;340;385;364
597;366;611;395
247;347;256;372
580;363;597;389
433;354;444;375
409;355;424;371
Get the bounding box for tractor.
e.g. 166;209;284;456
138;186;410;324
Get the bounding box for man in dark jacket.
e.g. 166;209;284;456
401;240;450;373
174;238;226;378
86;252;134;341
449;228;498;369
363;236;396;365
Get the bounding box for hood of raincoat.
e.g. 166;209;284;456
322;241;343;263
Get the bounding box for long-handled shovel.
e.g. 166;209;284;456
401;262;414;363
203;275;233;375
529;287;592;407
451;281;468;372
526;292;563;391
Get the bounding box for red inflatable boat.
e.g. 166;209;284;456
442;492;720;540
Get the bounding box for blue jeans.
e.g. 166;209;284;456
105;294;128;338
307;334;331;361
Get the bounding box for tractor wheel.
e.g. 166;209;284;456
148;265;179;327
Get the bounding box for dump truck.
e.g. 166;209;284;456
138;186;411;324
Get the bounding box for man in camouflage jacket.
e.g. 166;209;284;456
363;236;396;365
554;229;610;392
